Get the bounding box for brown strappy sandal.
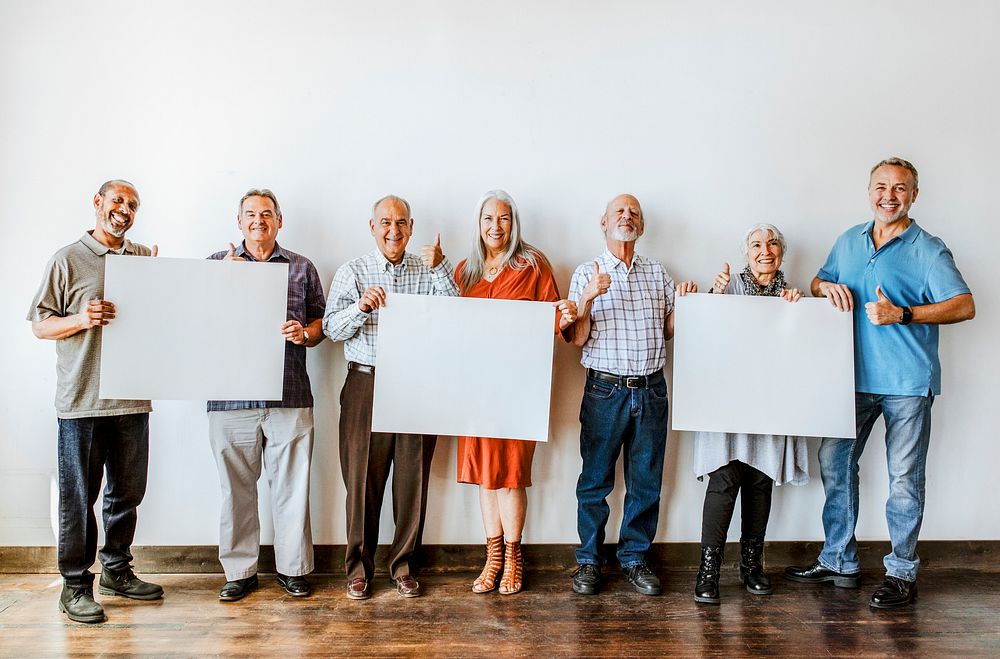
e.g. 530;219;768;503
499;540;523;595
472;535;505;593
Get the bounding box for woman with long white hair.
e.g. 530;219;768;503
455;189;577;595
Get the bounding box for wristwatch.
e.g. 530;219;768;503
900;306;913;325
302;329;311;343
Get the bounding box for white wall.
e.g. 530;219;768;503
1;0;996;548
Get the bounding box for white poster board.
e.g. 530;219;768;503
671;293;855;438
372;293;555;441
100;255;289;400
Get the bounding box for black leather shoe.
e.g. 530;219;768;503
869;576;917;609
99;567;164;600
59;584;105;624
622;563;662;596
571;564;602;595
783;561;860;588
276;573;312;597
219;574;258;601
694;545;723;604
739;538;772;596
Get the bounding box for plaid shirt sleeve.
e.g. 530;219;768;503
323;261;369;341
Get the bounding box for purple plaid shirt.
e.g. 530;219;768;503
206;242;325;410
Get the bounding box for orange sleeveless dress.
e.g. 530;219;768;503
455;257;562;489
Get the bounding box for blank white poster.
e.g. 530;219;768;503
372;293;555;441
671;293;855;438
100;256;289;400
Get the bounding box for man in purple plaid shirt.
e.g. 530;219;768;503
206;188;326;602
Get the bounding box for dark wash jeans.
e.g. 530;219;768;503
575;370;669;568
57;413;149;587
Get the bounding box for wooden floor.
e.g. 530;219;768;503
1;569;997;657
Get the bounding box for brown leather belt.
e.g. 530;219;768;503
348;361;375;374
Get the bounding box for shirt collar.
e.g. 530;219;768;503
861;219;921;245
81;230;137;256
373;249;409;271
601;248;642;272
238;241;288;262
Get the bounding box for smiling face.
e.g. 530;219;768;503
370;197;412;264
479;197;513;256
601;194;644;243
238;195;282;248
93;182;139;244
747;229;783;279
869;164;918;225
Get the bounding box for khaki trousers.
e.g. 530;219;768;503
339;369;436;580
209;408;315;580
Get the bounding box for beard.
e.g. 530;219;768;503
101;212;131;238
611;225;639;242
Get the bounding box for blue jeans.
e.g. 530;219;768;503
575;370;669;568
818;393;933;582
57;413;150;587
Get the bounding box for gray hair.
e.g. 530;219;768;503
458;189;546;292
97;179;139;203
239;188;281;216
372;194;411;220
870;157;919;188
741;223;787;257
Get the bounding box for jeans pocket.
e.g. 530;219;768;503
584;380;616;400
648;380;668;401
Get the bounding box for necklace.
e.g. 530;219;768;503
486;260;504;275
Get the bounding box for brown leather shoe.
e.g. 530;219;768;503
393;574;421;598
346;577;371;600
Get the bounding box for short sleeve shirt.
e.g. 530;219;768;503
206;242;326;410
27;231;154;419
817;220;971;396
569;250;676;376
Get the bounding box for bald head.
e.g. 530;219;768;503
601;193;644;243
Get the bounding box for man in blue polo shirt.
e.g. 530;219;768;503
784;158;975;609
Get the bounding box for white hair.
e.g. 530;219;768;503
741;223;787;258
458;189;545;292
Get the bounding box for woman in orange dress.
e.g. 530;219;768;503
456;189;577;595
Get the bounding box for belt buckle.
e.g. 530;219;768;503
625;376;643;389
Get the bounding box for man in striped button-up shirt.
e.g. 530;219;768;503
324;194;457;600
568;193;696;597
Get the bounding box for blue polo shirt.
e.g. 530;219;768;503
817;220;970;396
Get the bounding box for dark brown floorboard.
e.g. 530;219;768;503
0;570;997;657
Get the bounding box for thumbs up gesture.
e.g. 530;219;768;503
223;242;243;262
712;262;731;294
421;232;444;268
582;260;612;302
865;285;903;326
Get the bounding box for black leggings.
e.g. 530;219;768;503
700;460;774;547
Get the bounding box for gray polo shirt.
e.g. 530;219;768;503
28;231;154;419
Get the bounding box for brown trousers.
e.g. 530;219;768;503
339;369;437;580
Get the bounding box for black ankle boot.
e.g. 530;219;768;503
739;538;773;595
694;545;723;604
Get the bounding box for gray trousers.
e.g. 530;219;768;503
209;408;315;580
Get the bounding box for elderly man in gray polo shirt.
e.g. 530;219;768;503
28;179;163;624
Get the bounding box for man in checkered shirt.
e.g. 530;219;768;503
567;193;697;597
324;194;458;600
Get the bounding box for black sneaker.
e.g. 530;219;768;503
99;567;164;600
59;584;105;624
572;564;602;595
622;563;662;596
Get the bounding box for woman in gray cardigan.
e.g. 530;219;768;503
691;223;810;605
